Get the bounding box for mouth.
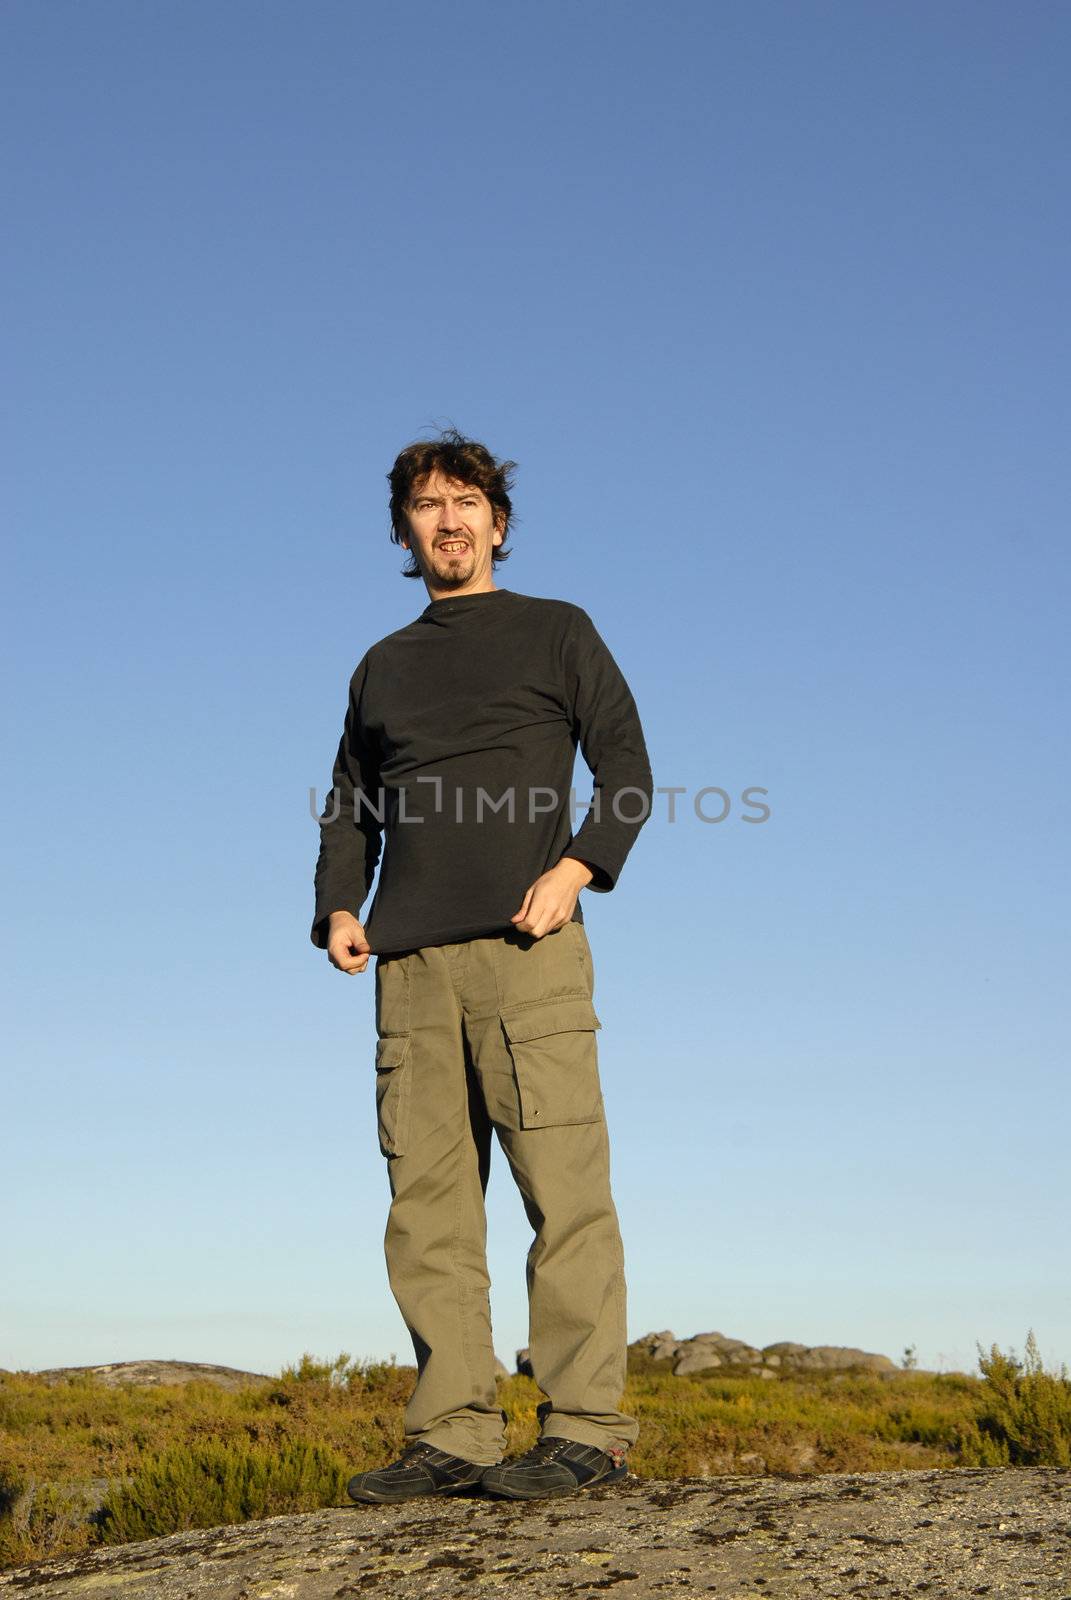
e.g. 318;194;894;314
437;541;469;556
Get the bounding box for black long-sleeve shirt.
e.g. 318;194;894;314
310;587;652;955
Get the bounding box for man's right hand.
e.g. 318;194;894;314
326;911;372;974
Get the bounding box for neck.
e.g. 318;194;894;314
423;577;499;602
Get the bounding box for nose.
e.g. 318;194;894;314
438;492;467;531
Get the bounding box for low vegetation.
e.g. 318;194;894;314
1;1336;1068;1570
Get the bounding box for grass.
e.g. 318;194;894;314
1;1336;1068;1570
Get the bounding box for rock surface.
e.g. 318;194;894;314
1;1468;1067;1597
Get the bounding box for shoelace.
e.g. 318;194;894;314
529;1437;626;1469
518;1436;571;1463
400;1440;478;1469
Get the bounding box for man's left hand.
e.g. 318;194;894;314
510;858;595;938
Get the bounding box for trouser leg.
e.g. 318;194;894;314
496;1115;637;1450
467;923;639;1452
373;943;507;1465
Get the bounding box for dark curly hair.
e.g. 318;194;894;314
388;428;517;579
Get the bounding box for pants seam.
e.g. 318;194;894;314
566;921;590;990
446;948;479;1432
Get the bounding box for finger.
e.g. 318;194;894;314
510;886;535;922
329;940;365;974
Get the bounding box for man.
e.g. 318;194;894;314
310;429;652;1503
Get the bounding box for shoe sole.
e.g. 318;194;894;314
347;1476;482;1505
480;1464;627;1500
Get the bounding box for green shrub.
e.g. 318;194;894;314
277;1351;353;1387
962;1331;1071;1467
274;1350;409;1402
0;1469;99;1568
97;1438;349;1545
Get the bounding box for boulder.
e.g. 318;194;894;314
673;1349;723;1376
628;1331;897;1379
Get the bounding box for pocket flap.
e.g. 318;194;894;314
500;996;601;1044
375;1035;411;1071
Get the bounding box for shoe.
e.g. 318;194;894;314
480;1435;629;1500
346;1440;488;1504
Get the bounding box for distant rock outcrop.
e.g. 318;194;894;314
18;1357;523;1389
515;1330;899;1380
18;1339;899;1394
20;1361;274;1391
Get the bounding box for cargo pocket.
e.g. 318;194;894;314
374;1034;412;1158
499;997;604;1130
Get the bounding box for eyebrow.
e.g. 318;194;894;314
411;487;482;502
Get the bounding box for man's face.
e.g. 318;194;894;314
401;469;504;595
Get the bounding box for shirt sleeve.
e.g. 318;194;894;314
309;653;384;948
558;606;653;893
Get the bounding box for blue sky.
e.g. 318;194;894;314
3;0;1068;1384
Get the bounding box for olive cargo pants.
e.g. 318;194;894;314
372;919;638;1465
